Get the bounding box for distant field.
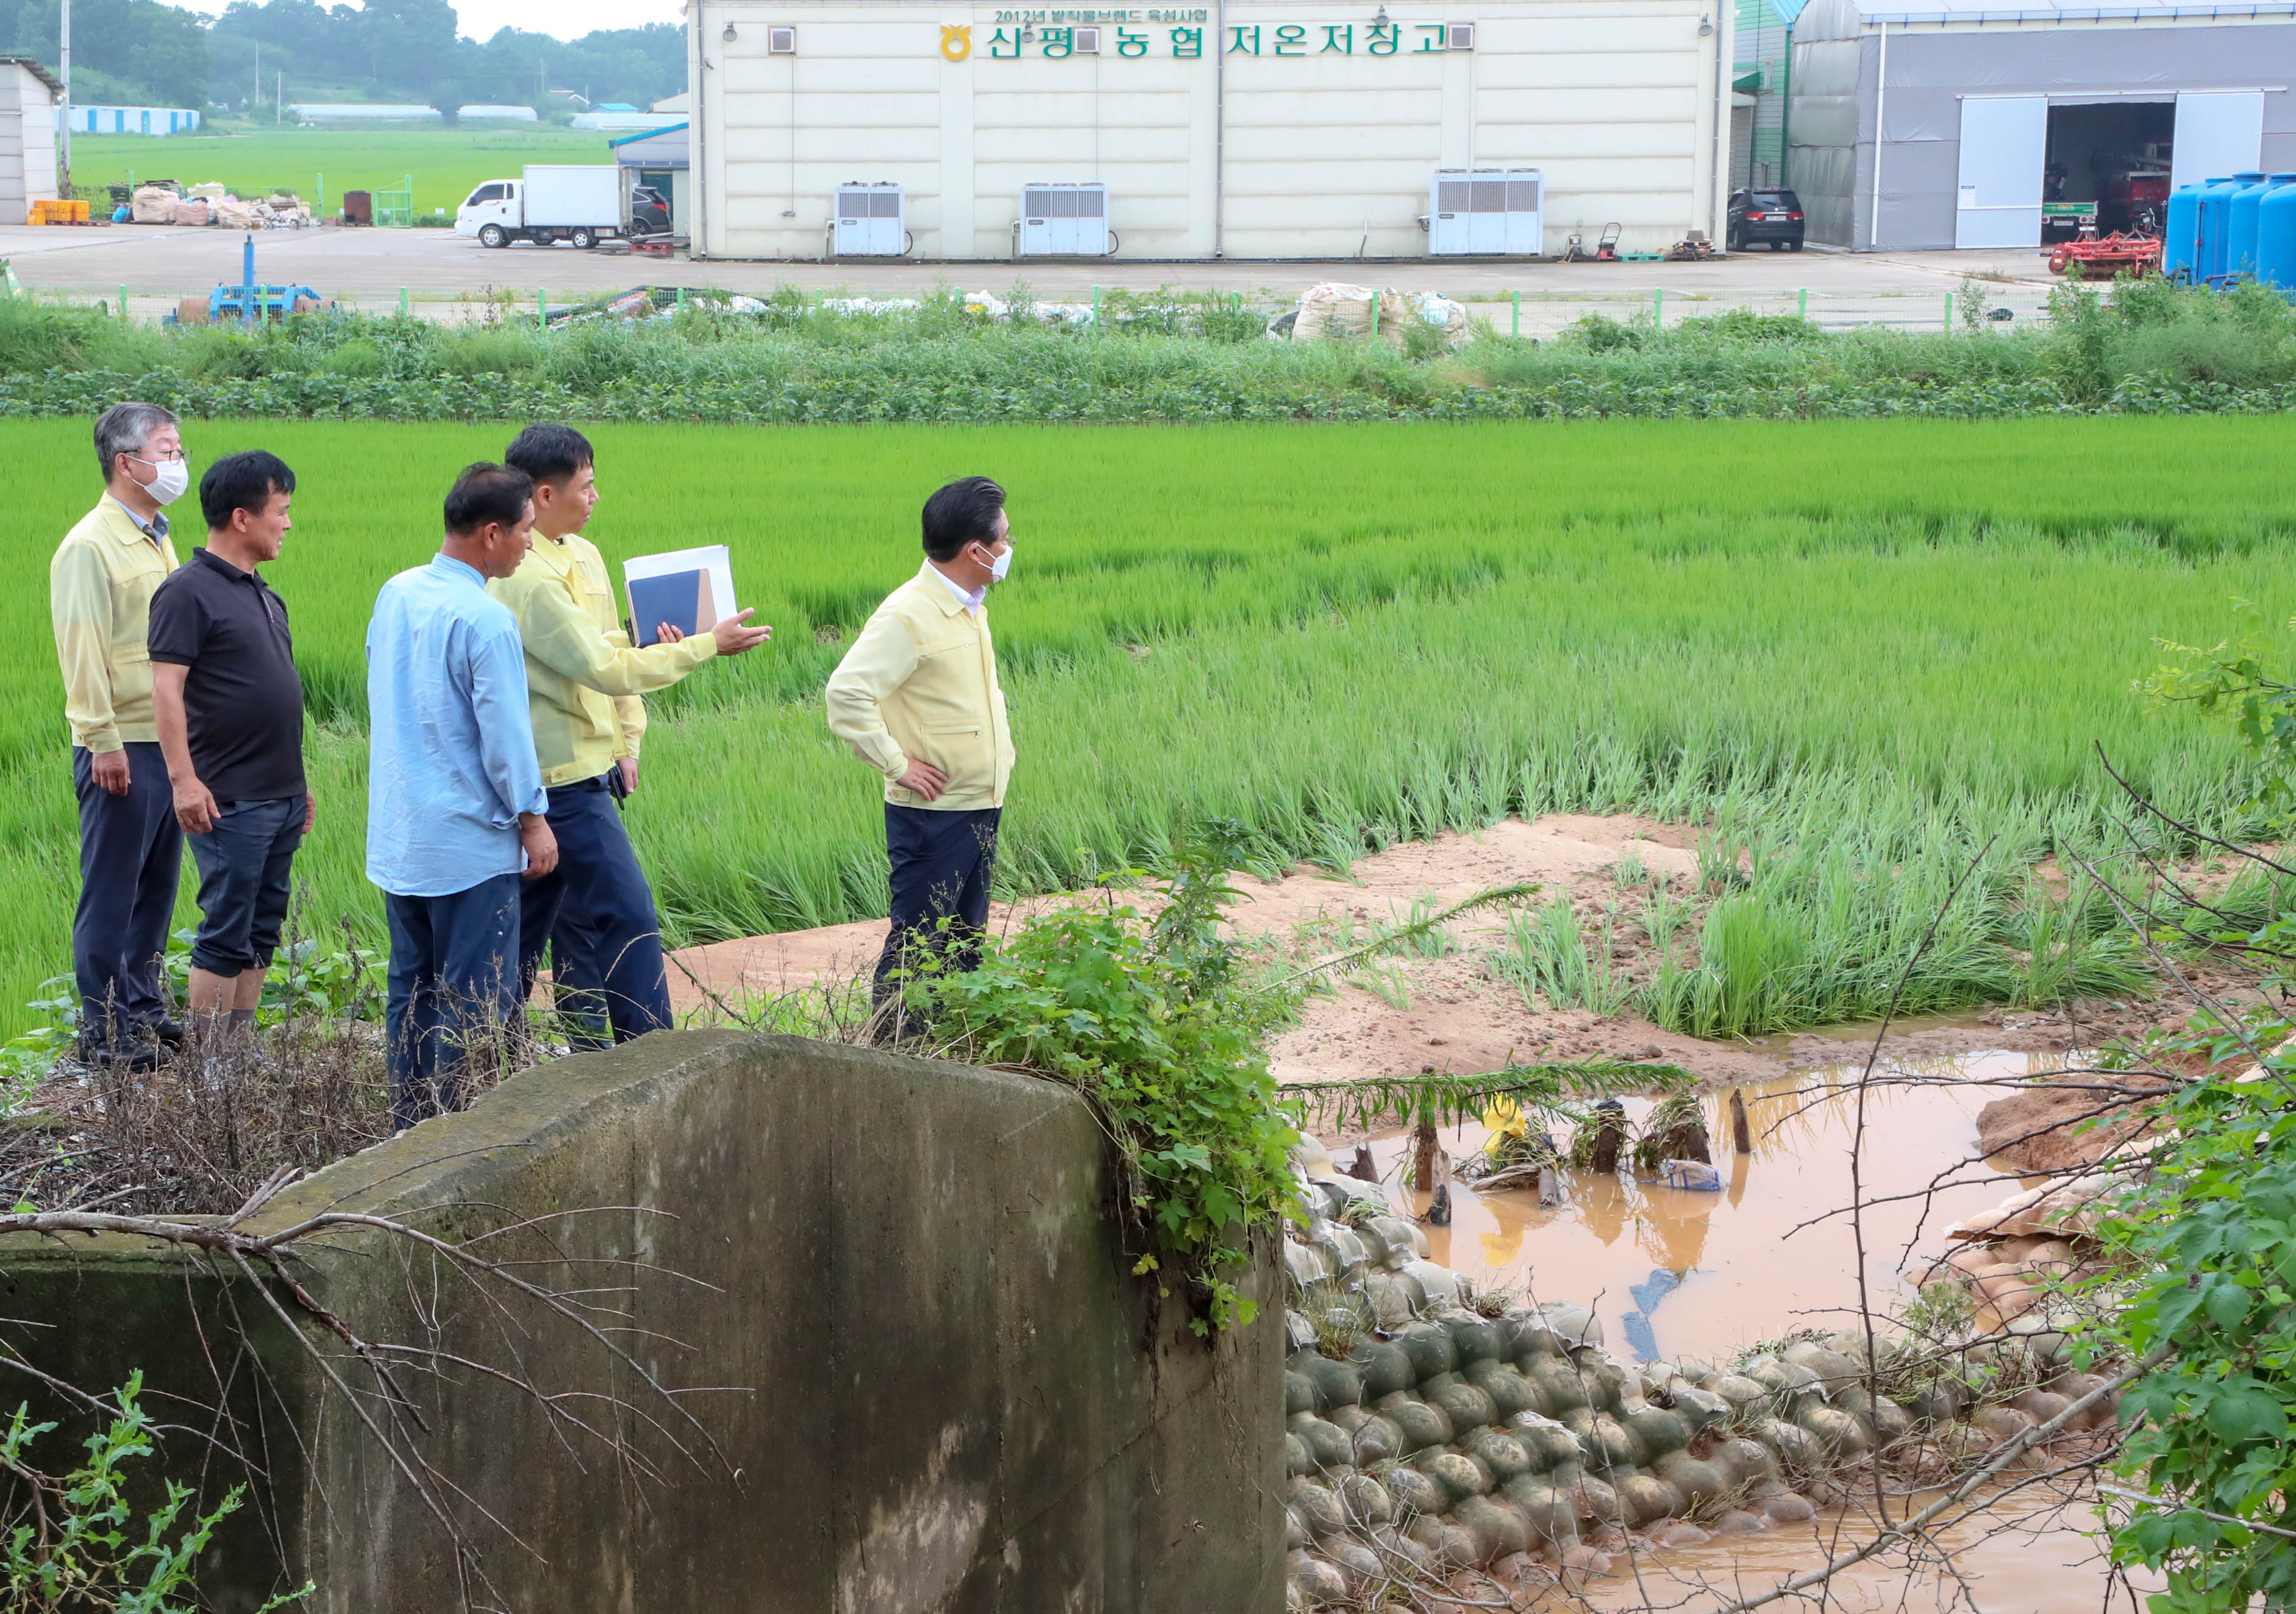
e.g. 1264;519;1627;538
68;126;621;219
3;415;2285;1037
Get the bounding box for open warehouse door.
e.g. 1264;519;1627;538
1955;96;2047;248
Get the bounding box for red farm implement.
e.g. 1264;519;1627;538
2049;233;2164;279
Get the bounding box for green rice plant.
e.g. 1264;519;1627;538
1492;900;1633;1017
1;414;2292;1034
1383;894;1459;961
1349;959;1413;1010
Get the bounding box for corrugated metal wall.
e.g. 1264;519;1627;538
1734;0;1790;187
1789;9;2296;248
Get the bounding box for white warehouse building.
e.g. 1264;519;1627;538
683;0;1739;259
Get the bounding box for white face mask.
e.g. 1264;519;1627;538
135;454;190;506
988;541;1013;583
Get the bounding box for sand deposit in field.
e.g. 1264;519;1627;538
668;812;2177;1091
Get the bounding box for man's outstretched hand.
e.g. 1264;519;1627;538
710;608;772;656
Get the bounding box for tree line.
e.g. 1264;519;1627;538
0;0;683;117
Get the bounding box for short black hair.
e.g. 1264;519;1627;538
921;476;1007;563
444;463;535;538
199;450;296;533
503;422;594;487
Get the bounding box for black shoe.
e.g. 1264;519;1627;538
148;1019;187;1050
81;1039;162;1072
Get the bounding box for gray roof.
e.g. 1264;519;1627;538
0;55;63;96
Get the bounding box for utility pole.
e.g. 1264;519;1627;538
59;0;71;194
254;41;260;112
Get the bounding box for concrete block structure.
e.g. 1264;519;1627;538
0;1032;1283;1613
683;0;1739;260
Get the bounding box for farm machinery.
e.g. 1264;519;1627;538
2048;232;2164;279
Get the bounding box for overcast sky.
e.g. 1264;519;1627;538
452;0;688;43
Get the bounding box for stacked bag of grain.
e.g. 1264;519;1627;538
130;185;179;225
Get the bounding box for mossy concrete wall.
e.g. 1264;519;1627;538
0;1031;1284;1613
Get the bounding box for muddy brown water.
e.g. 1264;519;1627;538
1350;1050;2156;1612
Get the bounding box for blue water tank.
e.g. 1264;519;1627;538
2200;173;2264;282
2164;181;2206;279
2228;173;2282;278
2257;176;2296;289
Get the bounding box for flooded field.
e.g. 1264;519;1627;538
1352;1050;2154;1612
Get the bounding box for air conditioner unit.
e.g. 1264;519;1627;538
1427;167;1541;256
1446;21;1476;49
833;183;905;256
1019;182;1110;256
767;25;796;53
1074;26;1101;52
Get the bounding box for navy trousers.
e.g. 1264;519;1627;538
874;805;1002;1003
385;873;522;1132
73;742;184;1048
517;777;672;1049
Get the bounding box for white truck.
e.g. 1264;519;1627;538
455;165;626;249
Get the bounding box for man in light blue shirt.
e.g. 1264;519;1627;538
366;463;558;1131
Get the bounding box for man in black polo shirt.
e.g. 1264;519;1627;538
148;450;312;1050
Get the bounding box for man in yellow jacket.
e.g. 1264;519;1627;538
825;476;1016;1028
49;402;190;1067
493;424;772;1047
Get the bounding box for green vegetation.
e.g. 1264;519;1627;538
63;126;620;221
1;0;680;127
4;1373;308;1613
9;277;2296;424
912;828;1300;1333
2091;624;2296;1612
0;411;2287;1037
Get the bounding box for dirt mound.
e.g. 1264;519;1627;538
1974;1076;2171;1173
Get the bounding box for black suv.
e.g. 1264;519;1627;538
630;186;672;237
1727;189;1805;252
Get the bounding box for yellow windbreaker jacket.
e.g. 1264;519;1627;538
50;497;180;753
824;561;1015;811
488;533;717;787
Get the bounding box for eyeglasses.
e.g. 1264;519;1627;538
132;449;188;463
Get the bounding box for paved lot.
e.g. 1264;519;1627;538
0;221;2068;328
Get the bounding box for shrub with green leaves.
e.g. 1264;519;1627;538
4;1373;309;1613
906;827;1300;1334
2100;1045;2296;1613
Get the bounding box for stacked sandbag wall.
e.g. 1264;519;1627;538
1278;1163;2120;1610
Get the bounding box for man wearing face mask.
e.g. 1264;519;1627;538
825;476;1017;1034
49;402;190;1068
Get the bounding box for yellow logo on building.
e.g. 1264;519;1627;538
941;23;973;59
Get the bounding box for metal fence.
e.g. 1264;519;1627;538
371;182;413;229
1456;283;2062;340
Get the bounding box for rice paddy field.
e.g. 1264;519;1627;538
68;126;619;220
5;414;2289;1037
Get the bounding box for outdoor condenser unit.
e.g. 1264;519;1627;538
1019;183;1111;256
833;183;907;256
1427;168;1542;256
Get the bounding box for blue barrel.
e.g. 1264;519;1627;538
2164;181;2206;279
2258;176;2296;289
2200;173;2264;283
2228;173;2281;278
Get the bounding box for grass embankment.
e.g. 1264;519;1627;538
3;415;2284;1038
8;277;2296;422
66;126;619;219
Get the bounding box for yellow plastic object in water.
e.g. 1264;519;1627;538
1481;1096;1528;1153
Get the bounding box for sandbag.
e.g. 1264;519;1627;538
130;185;177;224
